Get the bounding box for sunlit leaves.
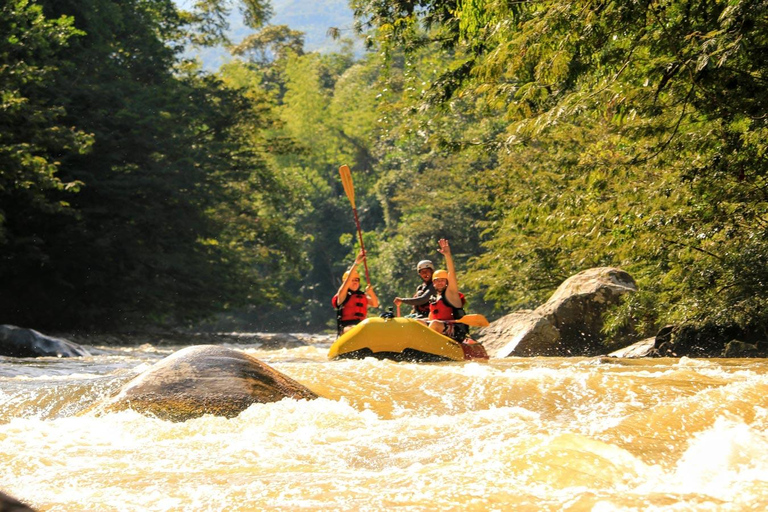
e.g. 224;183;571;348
230;24;304;65
0;0;308;330
0;0;88;237
353;0;768;340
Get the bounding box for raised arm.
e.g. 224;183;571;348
438;239;461;307
334;250;365;303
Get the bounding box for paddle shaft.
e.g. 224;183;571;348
339;165;371;286
351;205;371;286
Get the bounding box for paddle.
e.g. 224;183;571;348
339;164;371;286
451;314;490;327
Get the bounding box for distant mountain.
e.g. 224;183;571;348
183;0;365;71
271;0;361;52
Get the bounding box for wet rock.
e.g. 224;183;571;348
474;310;561;357
666;324;739;357
608;337;657;358
478;267;637;357
649;323;768;358
722;340;763;358
96;345;318;421
0;325;90;358
0;490;37;511
609;325;680;358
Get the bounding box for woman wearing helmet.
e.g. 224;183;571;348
332;250;379;334
426;239;467;341
393;259;436;318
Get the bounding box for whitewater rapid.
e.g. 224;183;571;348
2;340;768;511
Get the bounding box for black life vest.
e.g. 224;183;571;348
413;281;435;317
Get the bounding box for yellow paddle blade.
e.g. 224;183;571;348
339;165;355;209
456;314;490;327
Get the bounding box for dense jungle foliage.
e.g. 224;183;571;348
1;0;766;344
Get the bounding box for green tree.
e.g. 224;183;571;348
0;0;87;240
228;23;305;100
352;0;768;342
0;0;302;330
219;24;385;329
0;0;90;324
276;50;382;328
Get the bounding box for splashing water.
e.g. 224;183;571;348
2;340;768;511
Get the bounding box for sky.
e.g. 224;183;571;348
177;0;364;70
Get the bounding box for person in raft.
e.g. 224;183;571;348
332;250;379;334
425;239;469;342
393;259;435;319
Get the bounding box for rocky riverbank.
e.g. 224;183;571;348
1;326;333;358
64;331;329;349
476;267;768;359
4;265;766;359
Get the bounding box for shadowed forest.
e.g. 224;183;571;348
2;0;766;347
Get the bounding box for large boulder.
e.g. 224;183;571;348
0;325;90;358
0;490;36;511
478;267;637;357
96;345;318;421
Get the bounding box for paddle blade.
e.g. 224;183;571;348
339;165;355;208
456;314;490;327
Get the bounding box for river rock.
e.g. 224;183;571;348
478;267;637;357
653;323;768;358
722;340;765;358
0;490;37;511
608;337;657;358
97;345;318;421
0;325;90;358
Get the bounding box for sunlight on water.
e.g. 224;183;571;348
672;416;768;498
2;342;768;510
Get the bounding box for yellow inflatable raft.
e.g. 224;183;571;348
328;317;488;362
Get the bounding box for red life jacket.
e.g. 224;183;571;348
333;289;368;323
428;292;466;321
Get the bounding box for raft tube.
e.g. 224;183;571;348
328;317;488;362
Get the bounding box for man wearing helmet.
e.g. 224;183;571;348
332;250;379;334
393;259;436;319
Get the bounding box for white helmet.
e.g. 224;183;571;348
416;260;434;271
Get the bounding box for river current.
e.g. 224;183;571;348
1;336;768;511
